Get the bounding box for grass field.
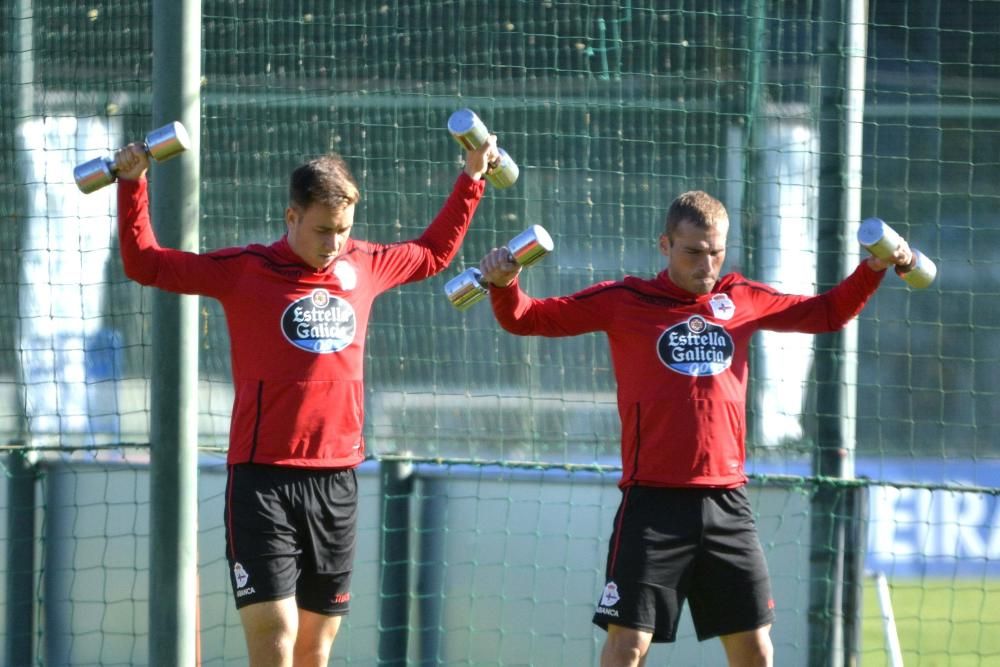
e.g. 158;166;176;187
861;578;1000;665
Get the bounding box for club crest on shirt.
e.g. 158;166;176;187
708;293;736;320
334;260;357;291
657;315;734;376
281;288;357;354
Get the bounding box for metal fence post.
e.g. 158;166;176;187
5;450;36;667
379;459;414;666
417;475;447;666
149;0;201;664
810;0;869;663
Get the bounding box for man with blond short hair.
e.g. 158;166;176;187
114;135;500;666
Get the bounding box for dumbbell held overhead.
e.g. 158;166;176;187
858;217;937;288
73;121;191;194
444;225;554;311
448;108;519;189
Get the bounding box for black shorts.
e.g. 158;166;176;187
225;463;358;615
592;485;774;642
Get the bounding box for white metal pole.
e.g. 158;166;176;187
874;572;905;667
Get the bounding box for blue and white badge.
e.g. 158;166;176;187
333;260;357;291
281;288;356;354
708;293;736;320
657;315;734;376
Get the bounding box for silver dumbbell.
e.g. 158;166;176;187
444;225;554;310
448;108;519;189
858;217;937;288
73;121;191;194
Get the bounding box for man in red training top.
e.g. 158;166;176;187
114;136;499;667
478;191;913;667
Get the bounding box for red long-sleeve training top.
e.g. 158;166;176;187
118;173;485;468
490;265;885;488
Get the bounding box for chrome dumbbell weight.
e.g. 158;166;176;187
73;121;191;194
448;108;519;189
444;225;554;310
857;217;938;289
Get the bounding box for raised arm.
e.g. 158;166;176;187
753;238;915;333
368;136;500;290
481;243;615;337
115;144;238;298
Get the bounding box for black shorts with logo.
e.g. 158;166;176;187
592;485;774;642
225;463;358;615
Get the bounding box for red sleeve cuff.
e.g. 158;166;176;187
117;175;147;211
119;175;147;187
487;270;521;291
860;257;889;282
117;175;147;197
456;170;487;195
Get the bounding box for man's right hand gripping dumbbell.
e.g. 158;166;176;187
443;225;553;311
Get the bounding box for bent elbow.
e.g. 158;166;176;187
123;261;156;286
828;310;863;332
498;318;533;336
430;255;452;276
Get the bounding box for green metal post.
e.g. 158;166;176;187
7;2;36;663
149;0;201;664
741;0;766;448
379;460;414;666
810;0;848;654
809;1;868;665
5;450;36;666
417;476;446;666
843;483;869;664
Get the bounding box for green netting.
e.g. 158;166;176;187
1;1;999;665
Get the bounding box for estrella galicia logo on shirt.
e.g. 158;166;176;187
657;315;734;376
281;288;356;354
